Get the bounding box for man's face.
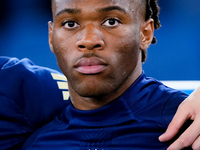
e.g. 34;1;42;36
50;0;149;99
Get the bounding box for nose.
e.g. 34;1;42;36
76;24;105;51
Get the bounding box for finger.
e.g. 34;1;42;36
167;118;200;150
159;104;190;142
192;135;200;150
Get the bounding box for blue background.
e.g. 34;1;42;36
0;0;200;80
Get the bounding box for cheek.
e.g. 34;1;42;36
111;25;141;54
52;35;75;73
109;35;141;79
114;35;140;64
52;31;70;54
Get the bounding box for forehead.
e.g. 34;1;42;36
52;0;144;16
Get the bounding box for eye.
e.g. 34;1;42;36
102;18;121;27
62;21;80;29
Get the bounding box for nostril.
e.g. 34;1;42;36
94;44;101;48
78;45;85;49
78;44;101;49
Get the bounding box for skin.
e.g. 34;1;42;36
49;0;154;110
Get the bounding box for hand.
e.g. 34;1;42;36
159;86;200;150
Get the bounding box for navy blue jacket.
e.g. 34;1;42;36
22;72;191;149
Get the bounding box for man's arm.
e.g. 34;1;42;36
0;57;69;149
159;86;200;150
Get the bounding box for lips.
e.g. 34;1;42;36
74;57;107;74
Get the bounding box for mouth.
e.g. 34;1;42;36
74;57;108;74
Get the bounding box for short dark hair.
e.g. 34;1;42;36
50;0;161;62
142;0;161;62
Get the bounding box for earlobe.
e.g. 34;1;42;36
140;19;154;50
48;21;55;53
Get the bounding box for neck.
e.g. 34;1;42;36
69;70;142;110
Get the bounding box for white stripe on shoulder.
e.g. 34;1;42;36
51;73;67;81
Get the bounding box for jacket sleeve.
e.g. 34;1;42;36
0;56;70;149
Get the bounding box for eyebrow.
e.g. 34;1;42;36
55;6;126;17
97;6;126;14
56;8;81;16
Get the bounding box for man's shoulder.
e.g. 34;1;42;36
0;57;70;149
143;76;188;125
126;73;188;105
125;73;188;126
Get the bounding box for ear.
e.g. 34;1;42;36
140;19;154;50
48;21;55;53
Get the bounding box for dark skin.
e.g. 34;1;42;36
49;0;154;110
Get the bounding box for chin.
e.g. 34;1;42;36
76;88;109;98
74;82;114;98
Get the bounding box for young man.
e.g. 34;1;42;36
20;0;198;149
